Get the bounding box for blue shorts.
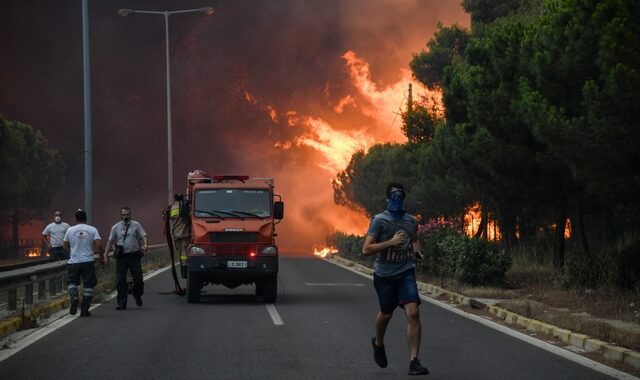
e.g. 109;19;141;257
373;268;420;314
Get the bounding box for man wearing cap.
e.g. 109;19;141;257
63;209;103;317
42;210;70;260
362;182;429;376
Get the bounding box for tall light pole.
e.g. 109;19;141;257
82;0;92;222
118;7;214;205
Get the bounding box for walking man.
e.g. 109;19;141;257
42;210;70;260
63;209;103;317
362;182;429;375
169;193;191;272
104;207;148;310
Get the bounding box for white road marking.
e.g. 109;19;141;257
305;282;365;287
325;258;639;380
266;304;284;325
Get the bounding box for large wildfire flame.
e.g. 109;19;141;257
241;51;435;251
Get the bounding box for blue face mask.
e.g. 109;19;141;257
387;189;405;215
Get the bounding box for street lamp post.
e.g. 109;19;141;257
119;7;214;205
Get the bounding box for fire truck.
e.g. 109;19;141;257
181;171;284;303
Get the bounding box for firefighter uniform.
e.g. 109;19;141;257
170;196;191;267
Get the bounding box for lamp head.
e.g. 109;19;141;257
118;9;133;17
199;7;214;16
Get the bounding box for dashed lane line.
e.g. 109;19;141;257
266;304;284;325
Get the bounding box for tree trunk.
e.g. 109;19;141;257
498;209;517;253
553;205;567;270
11;208;20;259
576;200;590;257
474;205;487;239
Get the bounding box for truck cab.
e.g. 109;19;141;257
183;173;284;303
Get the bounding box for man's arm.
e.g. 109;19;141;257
63;241;70;255
412;233;425;261
103;239;113;262
94;239;104;264
41;235;50;250
141;234;149;253
362;231;407;257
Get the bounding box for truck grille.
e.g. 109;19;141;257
209;232;258;243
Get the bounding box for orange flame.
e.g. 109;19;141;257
313;246;339;258
243;51;441;250
25;248;41;257
464;203;501;240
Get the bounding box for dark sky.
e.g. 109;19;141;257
0;0;469;251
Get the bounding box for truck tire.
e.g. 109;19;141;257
261;276;277;303
187;272;201;303
255;281;264;297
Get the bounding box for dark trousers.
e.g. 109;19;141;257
115;253;143;306
51;246;68;260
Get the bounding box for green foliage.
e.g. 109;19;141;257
329;231;367;262
401;103;440;144
428;232;510;286
0;115;65;227
462;0;522;24
333;144;420;217
410;23;470;89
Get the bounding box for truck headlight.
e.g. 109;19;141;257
261;246;277;255
190;246;206;255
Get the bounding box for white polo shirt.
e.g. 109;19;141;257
42;222;70;248
64;224;101;264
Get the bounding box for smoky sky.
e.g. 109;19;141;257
0;0;468;251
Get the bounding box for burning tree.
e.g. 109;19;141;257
0;115;65;259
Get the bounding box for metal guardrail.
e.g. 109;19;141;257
0;244;170;318
0;260;68;312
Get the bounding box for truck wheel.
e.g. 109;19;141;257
187;273;201;303
262;276;277;303
255;281;264;297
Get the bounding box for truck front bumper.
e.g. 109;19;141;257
187;255;278;281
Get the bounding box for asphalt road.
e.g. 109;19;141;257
0;256;621;379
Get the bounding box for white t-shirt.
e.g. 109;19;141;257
64;224;101;264
42;222;70;248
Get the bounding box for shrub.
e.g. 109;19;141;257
420;229;511;285
564;235;640;293
330;231;366;262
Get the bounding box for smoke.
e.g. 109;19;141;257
0;0;469;252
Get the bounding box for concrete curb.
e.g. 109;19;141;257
331;255;640;370
0;298;69;338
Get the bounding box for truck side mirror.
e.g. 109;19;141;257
273;201;284;219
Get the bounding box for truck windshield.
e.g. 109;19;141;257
194;189;271;218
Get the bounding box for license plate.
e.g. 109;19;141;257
227;260;247;268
